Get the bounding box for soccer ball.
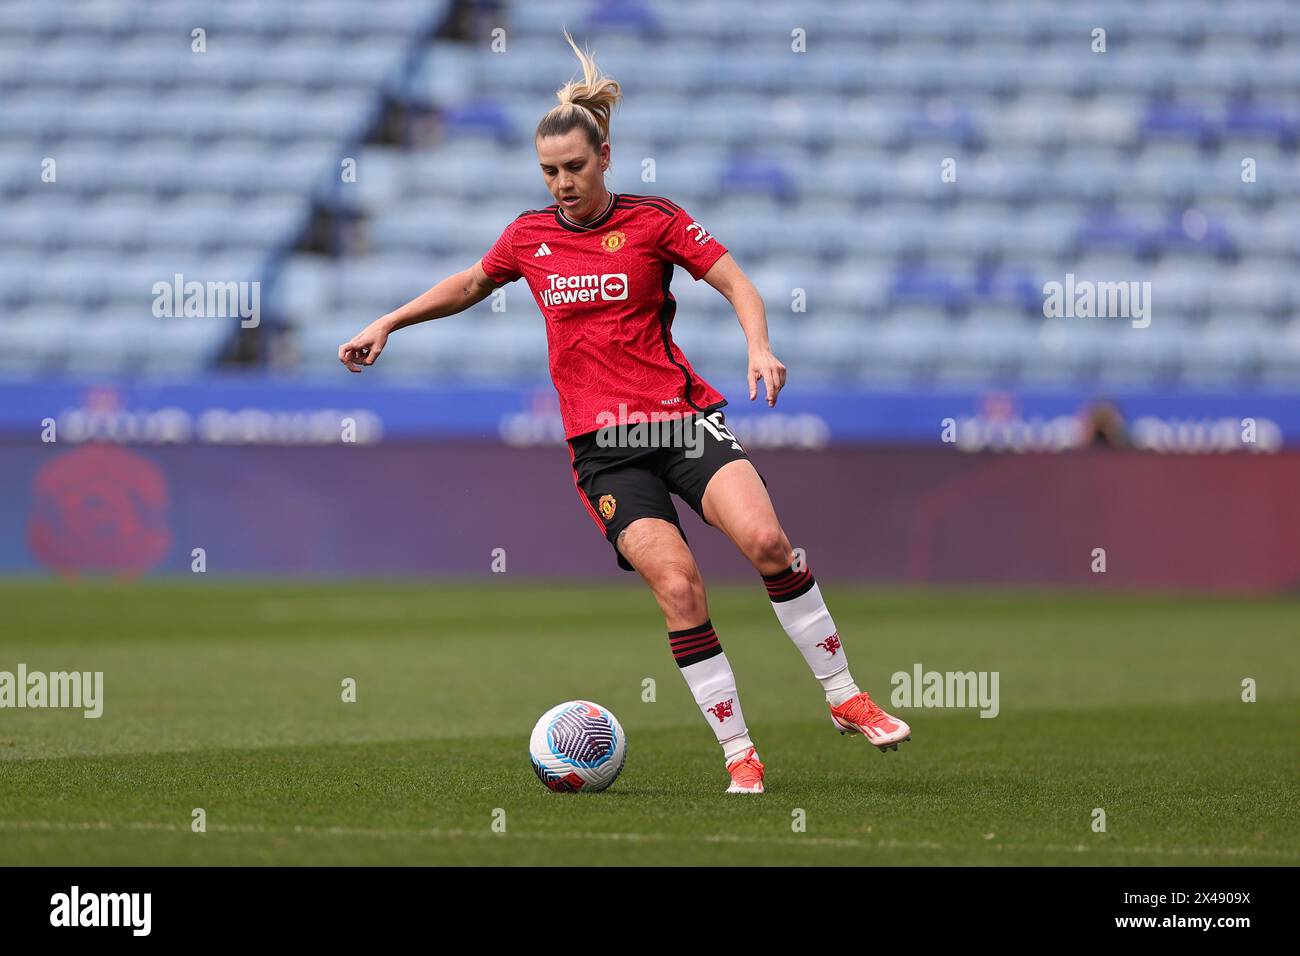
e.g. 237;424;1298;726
529;700;627;793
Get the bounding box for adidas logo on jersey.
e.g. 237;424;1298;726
534;243;552;257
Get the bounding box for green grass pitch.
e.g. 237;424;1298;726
0;581;1296;866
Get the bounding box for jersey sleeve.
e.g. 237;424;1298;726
655;205;729;280
480;219;522;283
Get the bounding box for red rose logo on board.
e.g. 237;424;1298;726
28;445;172;577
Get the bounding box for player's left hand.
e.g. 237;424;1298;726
747;348;787;407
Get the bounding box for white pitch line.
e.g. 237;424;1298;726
0;820;1291;859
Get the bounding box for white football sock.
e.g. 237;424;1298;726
762;563;859;703
822;669;861;707
723;733;756;766
669;620;751;750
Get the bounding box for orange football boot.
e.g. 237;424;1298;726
830;691;912;752
725;747;765;794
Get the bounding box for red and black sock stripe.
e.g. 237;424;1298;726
763;562;815;602
668;619;722;667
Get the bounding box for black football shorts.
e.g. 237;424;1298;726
567;403;766;572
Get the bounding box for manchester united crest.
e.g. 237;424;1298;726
599;230;626;253
598;494;617;521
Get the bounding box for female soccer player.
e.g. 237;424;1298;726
339;32;910;793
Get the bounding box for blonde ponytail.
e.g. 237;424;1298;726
535;29;622;151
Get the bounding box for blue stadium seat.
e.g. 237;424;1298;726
3;0;1297;385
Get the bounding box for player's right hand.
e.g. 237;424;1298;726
338;320;390;373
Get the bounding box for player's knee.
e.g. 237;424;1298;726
747;526;791;570
654;566;704;619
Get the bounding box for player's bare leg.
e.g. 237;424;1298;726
617;517;709;629
618;517;764;792
700;459;795;573
701;460;912;753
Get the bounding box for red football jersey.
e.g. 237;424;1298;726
479;192;729;439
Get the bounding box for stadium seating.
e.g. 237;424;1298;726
0;0;444;375
2;0;1298;386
